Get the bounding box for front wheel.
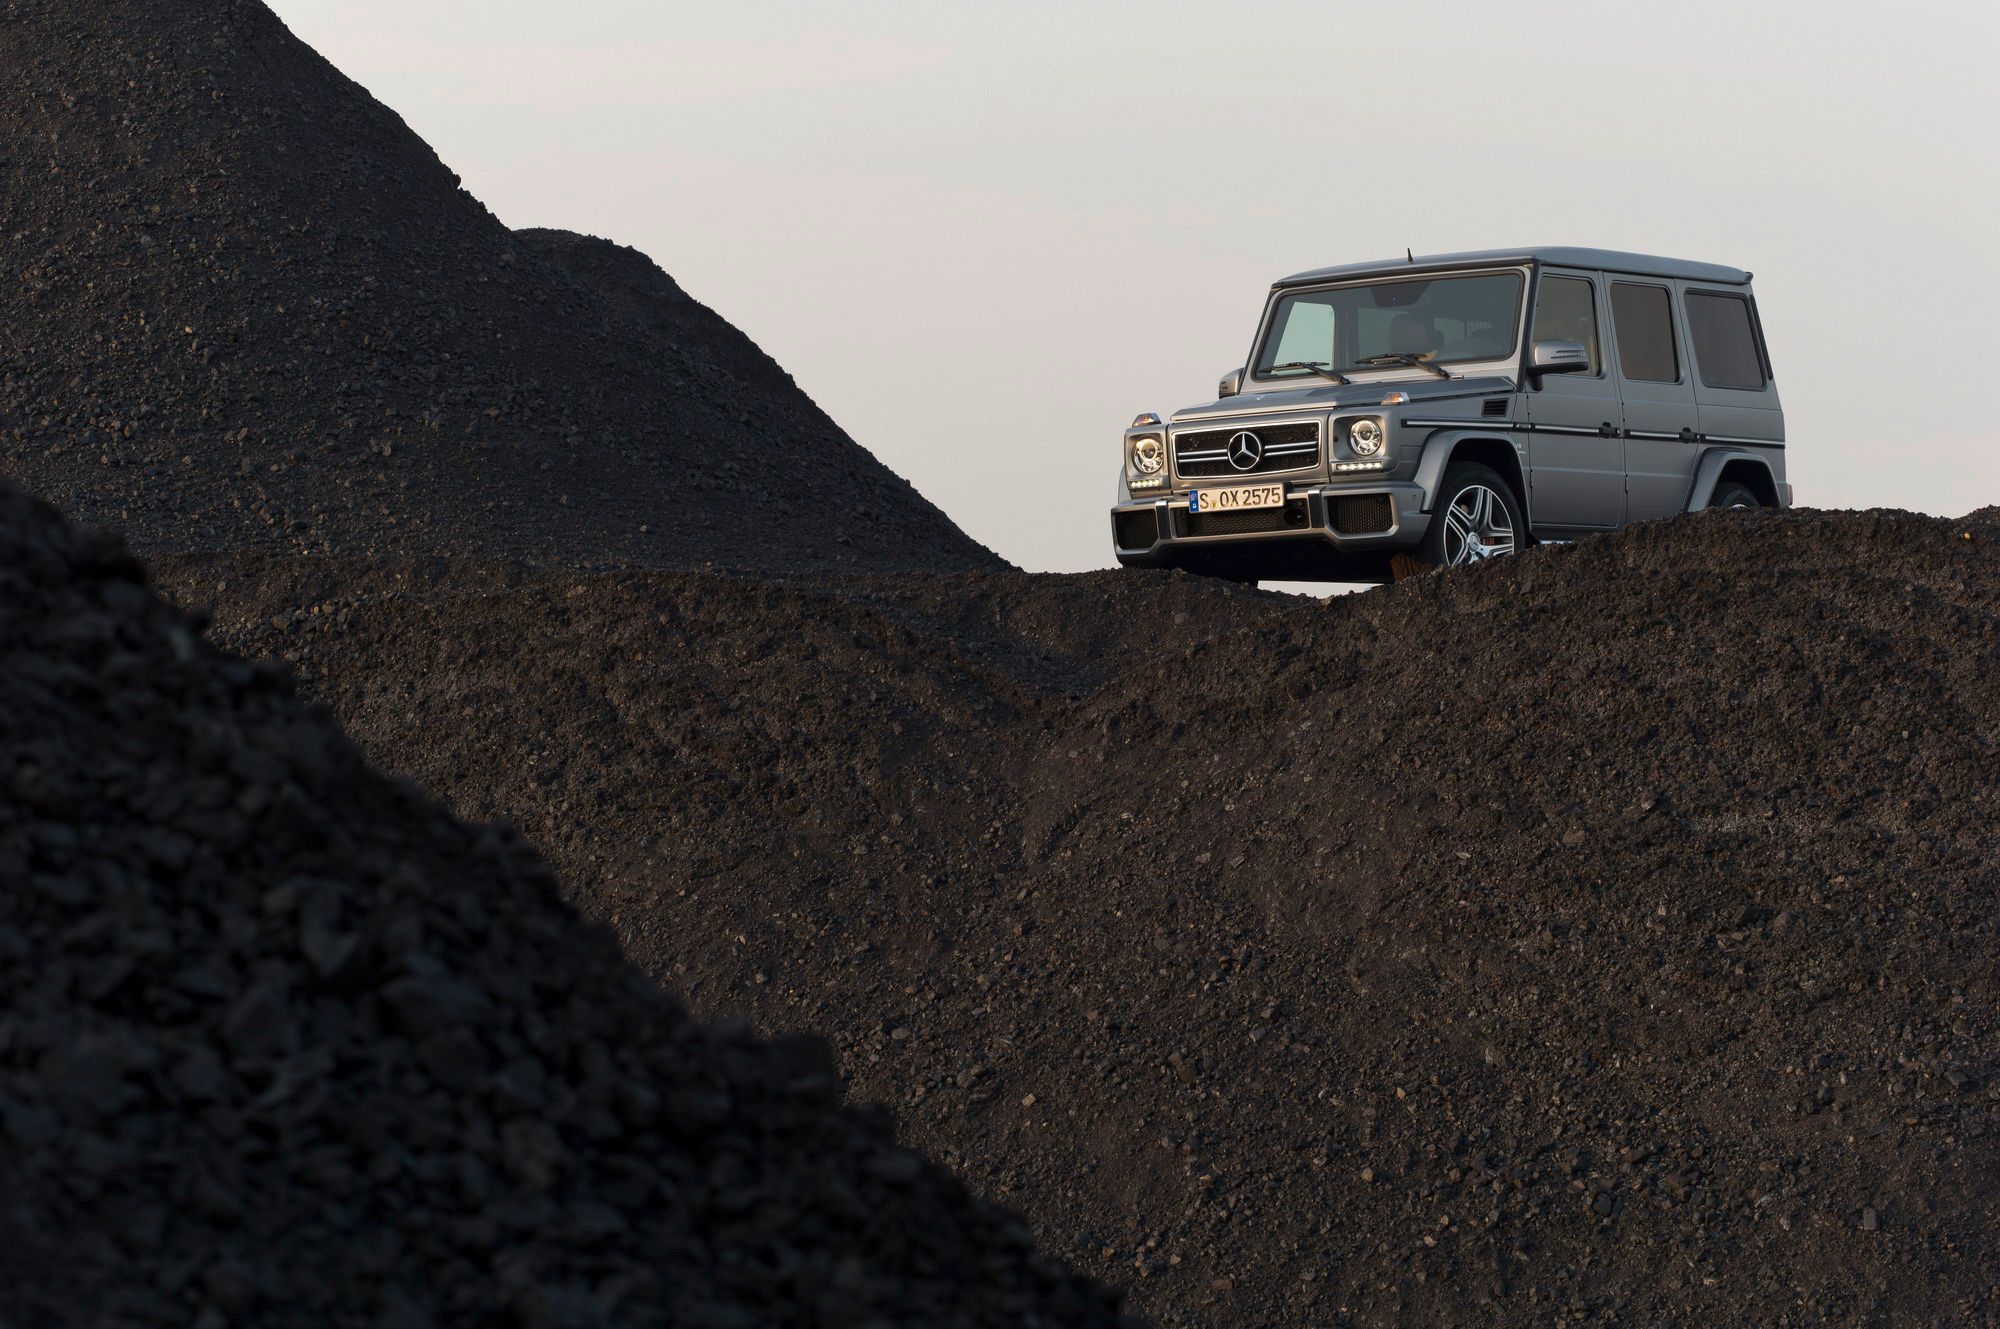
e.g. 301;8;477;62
1421;463;1524;569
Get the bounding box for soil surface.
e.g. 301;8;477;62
0;0;993;575
0;481;1127;1327
160;506;2000;1328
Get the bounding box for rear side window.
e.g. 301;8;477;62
1684;291;1768;389
1530;276;1600;374
1610;283;1679;383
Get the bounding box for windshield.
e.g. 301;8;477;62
1254;271;1525;380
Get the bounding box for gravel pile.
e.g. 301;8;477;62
0;0;993;575
0;480;1128;1328
164;508;2000;1328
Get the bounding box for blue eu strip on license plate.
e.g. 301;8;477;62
1190;492;1202;513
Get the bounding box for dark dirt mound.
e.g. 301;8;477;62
512;229;802;403
0;481;1126;1328
0;0;993;574
161;508;2000;1328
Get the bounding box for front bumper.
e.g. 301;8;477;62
1111;482;1431;579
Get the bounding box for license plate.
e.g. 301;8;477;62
1189;483;1283;514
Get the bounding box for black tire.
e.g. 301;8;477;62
1708;481;1761;510
1420;462;1526;568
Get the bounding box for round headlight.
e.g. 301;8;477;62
1349;418;1384;457
1131;435;1165;475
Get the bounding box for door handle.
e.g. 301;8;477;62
1679;427;1698;443
1598;422;1620;438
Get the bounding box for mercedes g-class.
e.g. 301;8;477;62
1111;247;1788;583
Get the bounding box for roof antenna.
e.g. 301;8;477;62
1406;247;1414;263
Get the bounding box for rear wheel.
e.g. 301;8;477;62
1421;463;1524;569
1709;481;1760;510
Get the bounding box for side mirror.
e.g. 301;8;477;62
1530;339;1591;375
1218;367;1245;399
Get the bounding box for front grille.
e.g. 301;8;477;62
1330;493;1395;535
1114;508;1159;550
1174;422;1320;478
1172;499;1313;538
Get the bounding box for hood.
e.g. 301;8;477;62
1171;373;1516;423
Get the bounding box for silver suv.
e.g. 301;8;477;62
1111;247;1788;583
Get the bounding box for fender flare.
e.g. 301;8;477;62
1684;449;1776;511
1411;429;1531;519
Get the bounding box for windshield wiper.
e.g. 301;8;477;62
1268;360;1351;385
1357;352;1451;380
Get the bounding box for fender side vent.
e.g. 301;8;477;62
1114;509;1160;550
1481;397;1508;418
1330;494;1395;536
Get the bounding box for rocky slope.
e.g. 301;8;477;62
0;481;1126;1327
0;0;993;574
161;507;2000;1328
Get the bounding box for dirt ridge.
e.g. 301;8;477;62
163;507;2000;1327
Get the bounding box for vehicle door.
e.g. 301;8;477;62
1682;283;1783;454
1522;269;1623;532
1607;279;1701;522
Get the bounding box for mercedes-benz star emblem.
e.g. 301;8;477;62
1226;430;1263;471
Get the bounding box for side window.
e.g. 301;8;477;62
1530;276;1599;374
1609;283;1680;383
1684;291;1768;389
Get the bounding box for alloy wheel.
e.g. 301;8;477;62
1442;484;1516;566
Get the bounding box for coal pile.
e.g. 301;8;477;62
0;481;1128;1328
9;0;1996;1324
513;229;806;404
0;0;993;575
163;508;2000;1328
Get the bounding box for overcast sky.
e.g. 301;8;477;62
270;0;2000;573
